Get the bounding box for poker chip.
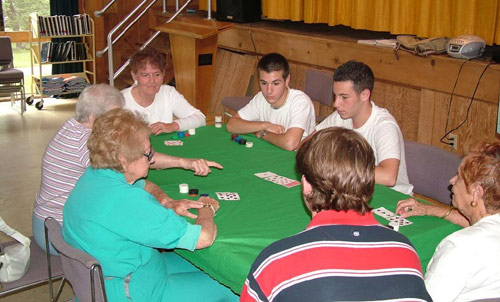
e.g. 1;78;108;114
245;142;253;148
179;183;189;193
239;139;247;145
215;123;222;128
214;116;222;123
188;188;199;196
177;132;185;138
235;136;243;143
200;193;209;197
231;133;238;141
188;128;196;135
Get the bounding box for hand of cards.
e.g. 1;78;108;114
373;207;413;231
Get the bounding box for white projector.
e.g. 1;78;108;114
446;35;486;59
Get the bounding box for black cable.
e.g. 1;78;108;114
440;59;468;146
440;61;492;144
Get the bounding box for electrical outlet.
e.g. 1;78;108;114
449;134;458;150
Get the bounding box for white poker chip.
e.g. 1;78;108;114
215;123;222;128
214;116;222;123
179;183;189;193
245;141;253;148
188;128;196;135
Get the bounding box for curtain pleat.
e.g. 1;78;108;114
254;0;500;45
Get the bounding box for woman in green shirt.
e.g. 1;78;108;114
62;108;237;302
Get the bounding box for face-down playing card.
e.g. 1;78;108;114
254;172;300;188
164;140;183;146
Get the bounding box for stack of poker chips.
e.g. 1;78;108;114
231;134;253;147
215;116;222;128
172;129;195;140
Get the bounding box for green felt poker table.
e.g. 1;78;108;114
147;125;462;294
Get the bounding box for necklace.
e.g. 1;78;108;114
271;87;289;110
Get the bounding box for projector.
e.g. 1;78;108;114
446;35;486;59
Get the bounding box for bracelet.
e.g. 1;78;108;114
440;206;454;219
202;204;217;217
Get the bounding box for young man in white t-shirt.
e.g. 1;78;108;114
314;60;413;195
226;53;315;151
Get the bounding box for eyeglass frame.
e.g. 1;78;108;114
144;147;155;162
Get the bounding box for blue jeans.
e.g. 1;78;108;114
32;213;58;255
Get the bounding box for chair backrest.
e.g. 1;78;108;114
44;218;107;302
0;37;14;66
404;140;462;205
304;69;333;123
221;96;253;113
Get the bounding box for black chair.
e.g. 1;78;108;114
0;235;65;301
404;140;462;205
0;36;27;114
44;217;107;302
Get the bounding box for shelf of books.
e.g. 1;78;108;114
29;13;96;109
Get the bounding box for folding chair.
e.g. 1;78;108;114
0;235;64;300
44;217;107;302
0;36;27;114
404;140;462;205
304;69;333;123
221;96;253;121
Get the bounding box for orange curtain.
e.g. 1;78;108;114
200;0;500;45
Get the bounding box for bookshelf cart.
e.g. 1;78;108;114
28;14;96;110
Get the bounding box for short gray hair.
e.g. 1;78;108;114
74;84;125;122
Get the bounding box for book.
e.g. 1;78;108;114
40;42;50;62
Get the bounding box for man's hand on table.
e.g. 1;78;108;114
150;122;179;135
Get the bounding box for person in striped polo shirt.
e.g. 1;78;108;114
241;127;432;302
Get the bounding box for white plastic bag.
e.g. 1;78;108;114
0;217;31;282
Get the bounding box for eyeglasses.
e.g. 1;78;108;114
143;147;155;162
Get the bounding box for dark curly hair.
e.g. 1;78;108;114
333;60;374;94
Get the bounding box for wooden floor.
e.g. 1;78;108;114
0;98;75;301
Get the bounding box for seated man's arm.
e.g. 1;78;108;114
375;158;399;187
258;127;305;151
226;113;284;134
150;152;223;176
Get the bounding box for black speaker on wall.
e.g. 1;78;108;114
216;0;261;23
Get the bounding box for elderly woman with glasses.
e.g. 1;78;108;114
62;108;238;302
396;141;500;302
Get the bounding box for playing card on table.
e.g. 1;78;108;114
164;140;183;146
373;207;413;228
254;171;301;188
254;172;277;179
216;192;240;201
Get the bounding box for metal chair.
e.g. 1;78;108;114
404;140;462;205
304;69;333;123
0;36;27;114
44;217;107;302
0;235;64;300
